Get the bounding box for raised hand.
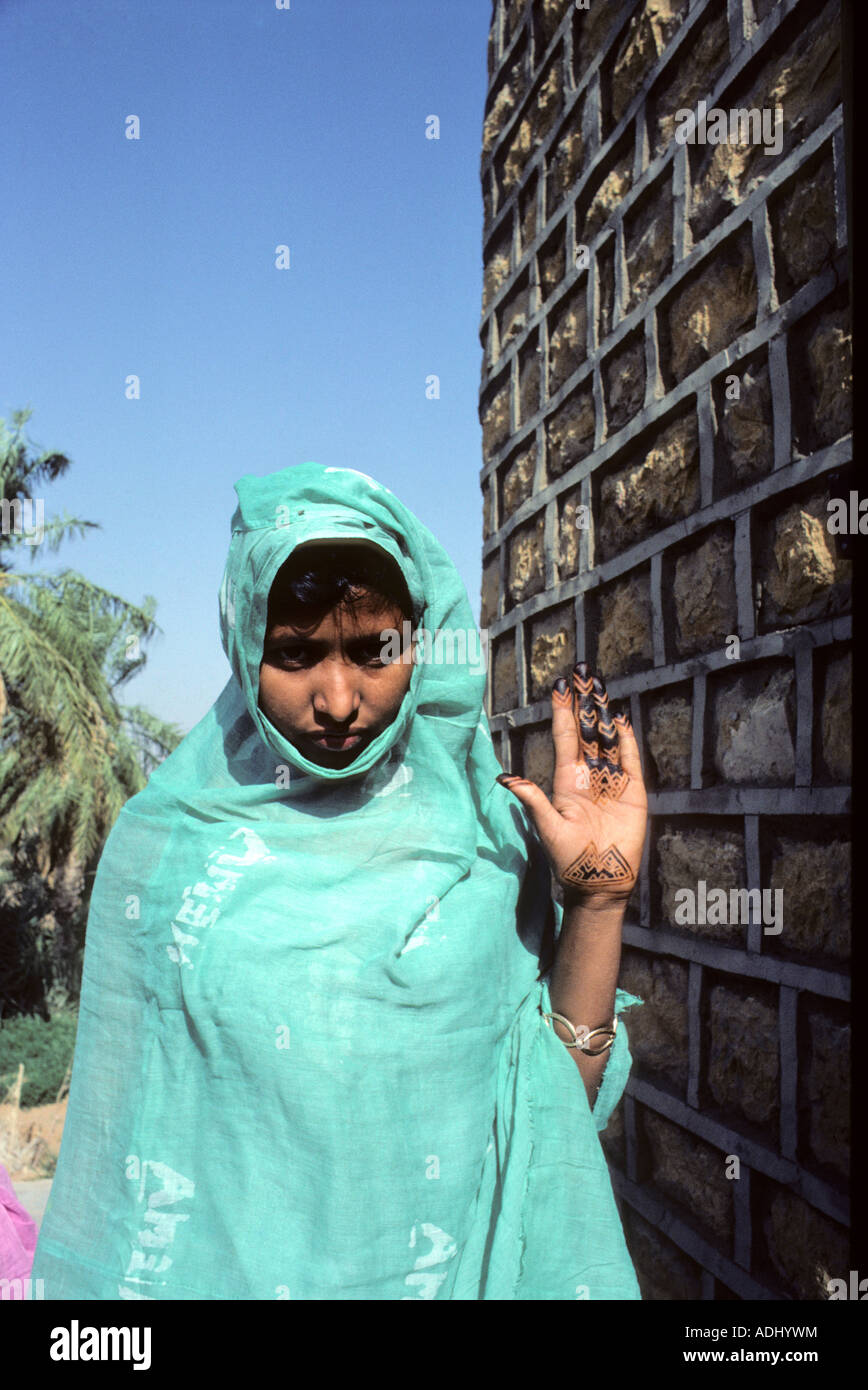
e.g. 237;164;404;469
496;662;648;906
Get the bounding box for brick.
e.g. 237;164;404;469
482;55;527;158
597;411;700;562
480;375;512;462
672;528;738;657
500;56;565;198
545;381;595;477
620;949;689;1091
820;650;851;783
499;277;531;352
802;1003;849;1180
518;339;541;423
761;1186;849;1300
712;664;796;785
482;228;512;313
603;331;646;435
610;0;690;126
691;1;841;243
545;114;585;220
520;723;554;796
789;303;853;455
507;512;546;607
656;824;746;945
597;238;616;342
547;280;588;397
715;356;774;487
492;634;519;713
770;153;837;301
555;491;582;577
538;225;566;301
480;555;501;628
664;230;757;385
641;1109;733;1248
622;1203;703;1300
708;981;779;1127
582;149;633;244
650;7;730;158
500;441;537;520
527;602;575;701
596;571;654;678
644;688;692;789
768;833;850;961
624;175;673;313
756;493;851;628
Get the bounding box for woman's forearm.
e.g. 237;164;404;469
547;894;628;1108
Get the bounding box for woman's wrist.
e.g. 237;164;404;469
561;889;631;921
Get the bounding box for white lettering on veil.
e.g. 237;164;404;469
166;827;275;969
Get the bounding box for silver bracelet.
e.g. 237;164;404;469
541;1009;618;1055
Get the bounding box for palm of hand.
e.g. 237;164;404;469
498;664;648;901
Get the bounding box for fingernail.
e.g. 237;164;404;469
574;661;589;678
593;675;606;693
553;677;569;694
495;772;516;784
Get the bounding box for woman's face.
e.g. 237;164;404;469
258;589;414;769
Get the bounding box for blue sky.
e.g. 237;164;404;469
0;0;492;733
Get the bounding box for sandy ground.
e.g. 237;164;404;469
0;1098;67;1180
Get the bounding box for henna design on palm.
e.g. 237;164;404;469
561;842;632;889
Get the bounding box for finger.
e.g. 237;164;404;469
614;713;643;783
495;773;564;845
593;675;621;769
572;662;599;763
551;676;580;770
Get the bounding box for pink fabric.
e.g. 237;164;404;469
0;1162;38;1297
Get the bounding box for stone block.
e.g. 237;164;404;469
597;410;699;562
527;602;575;701
665;229;757;385
712;665;795;785
539;225;566;300
499;278;531;352
597;238;616;342
603;331;646;435
768;833;850;961
492;634;519;713
507;512;547;607
672;528;738;657
520;723;554;796
644;688;692;788
790;304;853;454
583;150;633;244
770;153;837;301
482;228;512;313
547;281;588;397
802;1003;849;1180
820;650;851;783
555;492;582;578
624;175;673;313
545;116;585;220
519;173;538;255
596;571;654;678
480;555;501;628
656;824;746;945
545;381;596;477
708;981;779;1127
756;493;850;628
480;375;512;461
622;1203;703;1300
761;1186;849;1300
611;0;690;126
642;1109;733;1248
620;949;689;1091
501;441;537;519
716;356;774;486
519;341;541;423
651;7;730;158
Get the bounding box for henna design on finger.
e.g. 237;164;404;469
561;842;632;888
585;764;630;803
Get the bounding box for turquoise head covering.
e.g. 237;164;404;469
33;462;641;1300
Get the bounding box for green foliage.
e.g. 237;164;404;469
0;1008;78;1107
0;407;184;1016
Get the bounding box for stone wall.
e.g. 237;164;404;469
480;0;850;1299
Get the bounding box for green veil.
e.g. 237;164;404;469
33;462;642;1300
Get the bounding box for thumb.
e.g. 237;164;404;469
495;773;563;846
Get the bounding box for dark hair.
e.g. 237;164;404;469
267;542;416;625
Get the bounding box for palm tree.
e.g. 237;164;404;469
0;408;182;1012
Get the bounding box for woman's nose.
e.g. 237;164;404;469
313;662;360;723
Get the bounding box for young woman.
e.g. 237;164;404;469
32;461;646;1300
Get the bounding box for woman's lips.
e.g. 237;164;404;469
308;732;366;751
